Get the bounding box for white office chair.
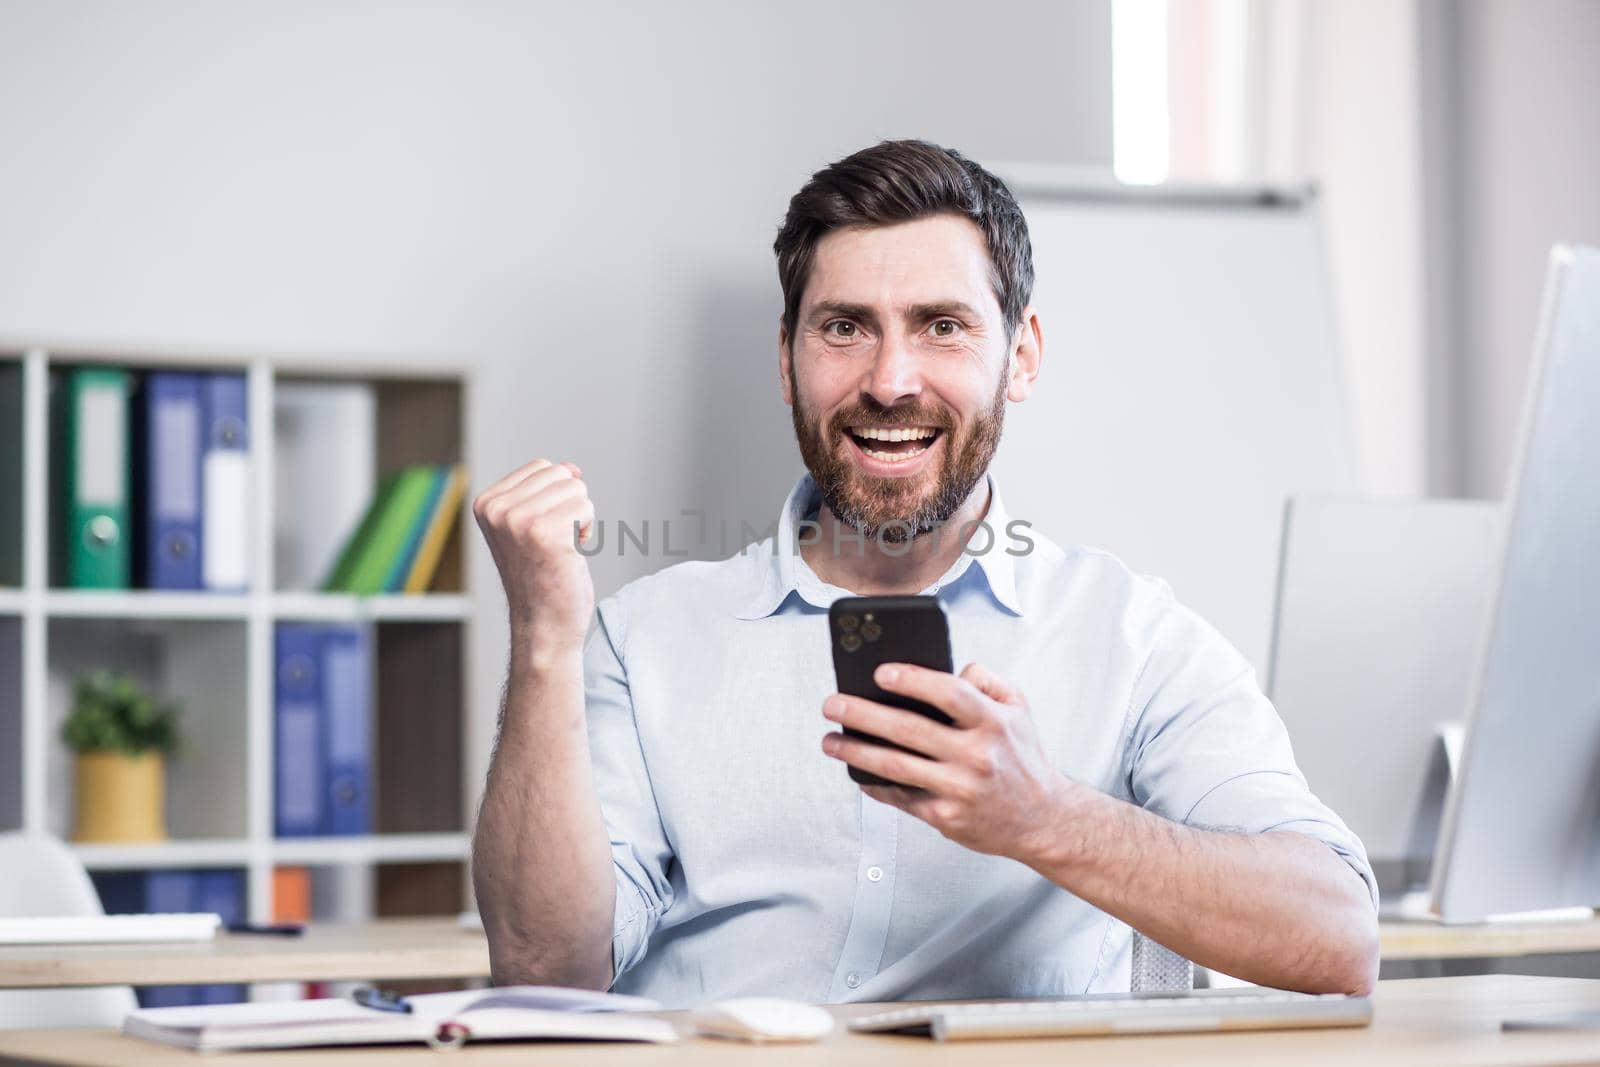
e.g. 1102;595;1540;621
0;831;138;1028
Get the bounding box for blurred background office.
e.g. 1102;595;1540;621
2;0;1597;577
1;0;1598;1001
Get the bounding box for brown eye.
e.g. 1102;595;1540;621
931;319;958;337
826;321;857;339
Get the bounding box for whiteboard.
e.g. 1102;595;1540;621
990;175;1355;672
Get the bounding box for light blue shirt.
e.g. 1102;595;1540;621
584;471;1376;1008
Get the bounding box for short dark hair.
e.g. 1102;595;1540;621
773;139;1034;344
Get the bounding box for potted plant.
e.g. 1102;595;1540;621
60;671;181;843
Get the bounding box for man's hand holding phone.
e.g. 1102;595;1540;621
822;659;1075;867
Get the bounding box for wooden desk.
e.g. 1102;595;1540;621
0;976;1597;1066
0;919;488;990
4;915;1599;990
1381;913;1600;961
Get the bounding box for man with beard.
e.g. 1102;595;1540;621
471;140;1379;1007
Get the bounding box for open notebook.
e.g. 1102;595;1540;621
124;986;678;1051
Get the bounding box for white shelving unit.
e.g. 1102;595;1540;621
44;591;253;620
71;832;472;872
0;345;474;926
37;592;471;622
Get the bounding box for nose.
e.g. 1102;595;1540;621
861;328;922;408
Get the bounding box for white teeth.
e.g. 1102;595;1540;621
852;426;937;442
860;441;933;463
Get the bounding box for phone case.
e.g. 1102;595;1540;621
829;595;954;787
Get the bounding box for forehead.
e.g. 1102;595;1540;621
803;214;998;315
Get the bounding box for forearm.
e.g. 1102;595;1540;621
472;633;616;990
1030;785;1378;994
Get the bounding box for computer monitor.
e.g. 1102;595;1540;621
1266;495;1499;892
1430;245;1600;922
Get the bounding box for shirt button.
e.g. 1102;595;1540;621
846;973;861;989
866;865;884;883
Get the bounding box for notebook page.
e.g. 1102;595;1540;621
408;985;662;1018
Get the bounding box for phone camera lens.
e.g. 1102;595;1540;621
841;632;862;652
838;614;860;631
860;622;882;641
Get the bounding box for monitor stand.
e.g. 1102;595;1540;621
1379;724;1596;923
1377;723;1463;920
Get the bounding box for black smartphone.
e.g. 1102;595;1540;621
828;595;955;787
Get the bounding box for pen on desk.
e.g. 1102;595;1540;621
352;986;413;1014
224;922;305;936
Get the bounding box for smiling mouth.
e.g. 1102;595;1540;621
843;425;943;464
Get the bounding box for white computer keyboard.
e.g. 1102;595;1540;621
849;990;1372;1041
0;913;221;945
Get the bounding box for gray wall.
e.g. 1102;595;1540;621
1423;0;1600;497
0;0;1112;809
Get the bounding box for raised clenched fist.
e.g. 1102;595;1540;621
472;459;597;657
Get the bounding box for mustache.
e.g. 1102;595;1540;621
829;409;952;433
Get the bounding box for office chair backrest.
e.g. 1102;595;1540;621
1130;931;1194;992
0;831;138;1029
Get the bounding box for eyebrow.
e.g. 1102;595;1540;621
805;300;984;325
906;301;983;323
806;301;878;326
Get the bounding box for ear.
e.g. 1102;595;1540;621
778;318;795;407
1005;305;1043;403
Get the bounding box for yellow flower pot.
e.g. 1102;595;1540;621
72;750;168;843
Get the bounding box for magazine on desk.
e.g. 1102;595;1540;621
123;985;678;1051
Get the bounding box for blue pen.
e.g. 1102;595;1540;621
224;922;304;937
351;986;412;1014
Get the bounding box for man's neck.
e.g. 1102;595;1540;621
800;478;992;596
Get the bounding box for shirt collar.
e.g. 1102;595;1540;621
735;470;1024;619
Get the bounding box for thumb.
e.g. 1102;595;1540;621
961;661;1025;707
575;499;596;545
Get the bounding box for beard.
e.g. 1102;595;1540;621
789;360;1008;546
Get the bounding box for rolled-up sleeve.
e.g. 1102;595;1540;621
1123;582;1379;910
584;592;676;980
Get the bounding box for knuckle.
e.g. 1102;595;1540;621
970;745;997;778
867;708;896;736
997;716;1024;747
903;720;930;750
528;520;570;551
879;752;911;780
545;477;582;504
502;499;535;528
